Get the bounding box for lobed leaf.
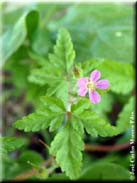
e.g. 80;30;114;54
51;28;75;73
71;98;91;115
28;64;62;86
41;96;66;112
49;114;64;132
13;111;51;132
13;96;66;132
78;111;119;137
50;122;84;179
117;96;135;132
28;28;75;106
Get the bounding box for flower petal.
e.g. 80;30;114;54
96;80;110;90
77;78;88;88
89;90;101;104
78;87;88;96
90;70;101;82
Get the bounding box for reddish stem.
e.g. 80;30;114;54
85;142;132;152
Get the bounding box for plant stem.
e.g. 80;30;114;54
85;142;131;152
9;142;131;181
11;158;53;181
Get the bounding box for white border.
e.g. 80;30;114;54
0;0;136;181
0;0;136;3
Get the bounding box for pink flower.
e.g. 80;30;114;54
77;70;110;104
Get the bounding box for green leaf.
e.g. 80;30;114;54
18;150;44;168
79;58;105;76
29;27;75;85
78;111;119;137
28;63;62;86
71;98;91;115
55;80;68;107
1;9;39;64
46;80;69;107
96;60;135;94
29;68;68;107
41;96;66;112
52;28;75;73
71;116;84;136
92;93;114;113
28;51;49;67
49;4;134;63
117;96;135;132
31;28;53;57
13;96;65;132
80;162;131;180
25;83;48;107
49;114;64;132
28;28;75;107
4;46;30;90
0;137;26;153
50;122;84;179
91;23;134;64
13;109;53;132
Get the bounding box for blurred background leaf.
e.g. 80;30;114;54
47;4;134;64
1;8;39;64
80;162;131;180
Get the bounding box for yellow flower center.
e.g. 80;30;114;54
87;82;96;90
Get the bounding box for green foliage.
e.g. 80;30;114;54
78;59;134;95
1;149;45;180
29;28;75;106
28;60;62;86
41;96;66;112
13;111;51;132
1;9;39;64
47;158;131;180
13;96;65;132
92;93;114;113
12;27;133;179
96;60;135;94
80;162;131;180
0;137;26;153
18;150;44;169
29;28;75;84
2;3;135;181
71;98;119;137
71;98;91;115
77;111;119;137
79;58;105;76
48;4;134;63
51;28;75;73
1;153;21;180
50;122;84;179
4;46;30;90
117;96;135;132
31;28;53;57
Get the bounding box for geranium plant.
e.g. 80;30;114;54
0;3;135;181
